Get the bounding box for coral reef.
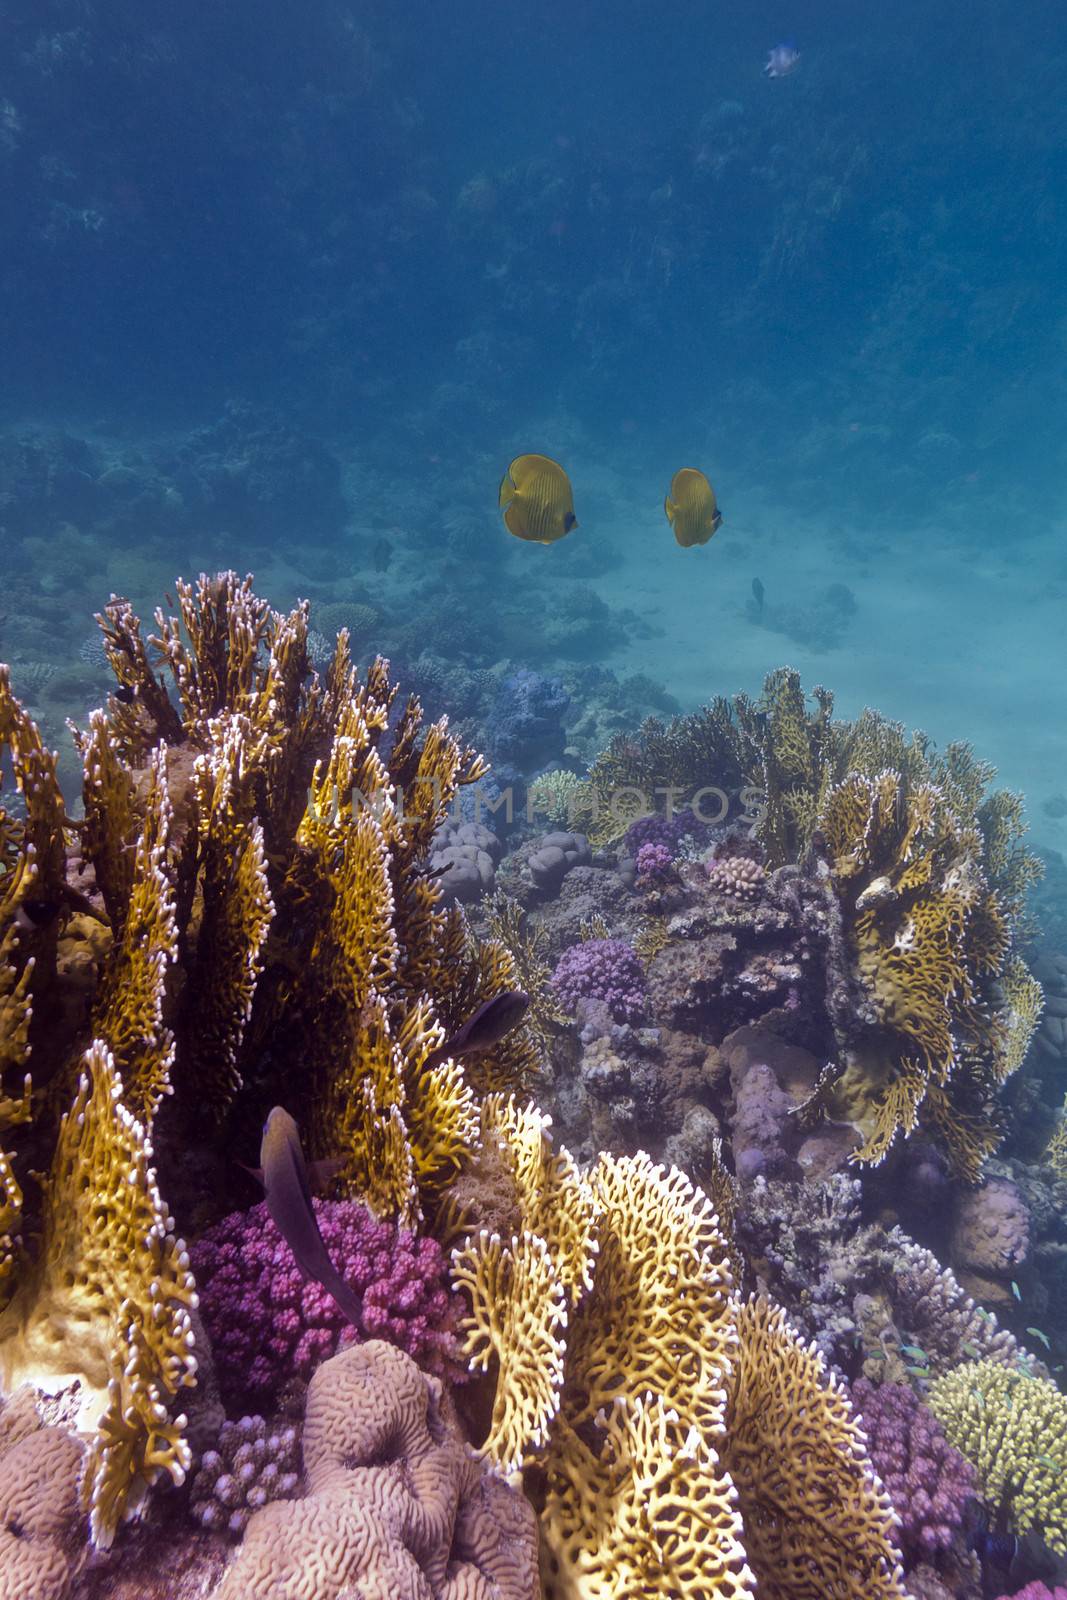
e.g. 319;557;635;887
583;667;1044;1178
190;1197;461;1409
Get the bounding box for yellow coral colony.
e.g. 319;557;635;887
928;1360;1067;1555
0;1043;198;1548
453;1122;908;1596
815;766;1042;1176
724;1298;905;1600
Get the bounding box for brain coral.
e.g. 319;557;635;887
190;1197;461;1407
210;1339;539;1599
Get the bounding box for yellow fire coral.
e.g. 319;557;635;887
723;1298;905;1600
450;1096;595;1473
0;1041;198;1548
1;573;534;1543
451;1229;568;1474
454;1118;907;1600
928;1359;1067;1555
811;767;1042;1176
540;1153;749;1600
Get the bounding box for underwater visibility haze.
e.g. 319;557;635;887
1;1;1067;1596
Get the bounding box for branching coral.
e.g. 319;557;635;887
850;1380;975;1571
191;1195;461;1408
928;1360;1067;1554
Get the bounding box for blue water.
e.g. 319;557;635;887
1;0;1065;865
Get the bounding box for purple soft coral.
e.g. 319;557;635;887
551;936;647;1023
191;1197;462;1408
851;1380;975;1566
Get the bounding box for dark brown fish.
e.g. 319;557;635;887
256;1107;363;1328
424;990;529;1072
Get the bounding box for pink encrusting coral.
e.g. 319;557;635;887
190;1198;463;1408
551;937;647;1023
850;1379;975;1567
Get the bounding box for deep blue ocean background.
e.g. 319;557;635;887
1;0;1065;899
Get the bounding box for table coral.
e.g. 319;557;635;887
849;1380;975;1568
551;936;647;1023
209;1339;539;1600
927;1360;1067;1554
190;1196;461;1408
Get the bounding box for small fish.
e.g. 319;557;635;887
904;1365;930;1378
764;43;800;78
751;577;765;615
424;990;530;1073
1027;1326;1051;1349
900;1344;928;1363
972;1522;1018;1569
664;468;723;548
112;685;136;705
1011;1279;1022;1301
499;454;578;544
253;1107;364;1328
961;1341;980;1358
14;896;63;931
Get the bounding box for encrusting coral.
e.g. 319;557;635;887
927;1359;1067;1556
